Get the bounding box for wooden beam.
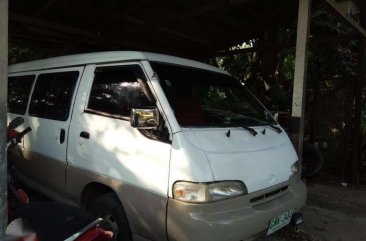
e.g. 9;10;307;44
13;33;65;44
122;16;212;45
324;0;366;37
14;0;59;34
0;0;8;238
291;0;312;162
187;19;237;40
10;13;166;53
11;12;212;46
34;0;59;17
25;26;74;40
10;13;97;38
157;0;269;24
158;26;211;45
226;0;262;5
96;0;157;30
203;12;252;30
156;0;227;23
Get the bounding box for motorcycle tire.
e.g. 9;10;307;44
88;193;132;241
301;143;324;178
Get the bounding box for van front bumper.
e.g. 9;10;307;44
167;180;307;241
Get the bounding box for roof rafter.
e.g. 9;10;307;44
10;13;96;38
95;0;157;30
14;0;59;34
120;16;212;45
34;0;59;17
9;13;168;52
156;0;260;24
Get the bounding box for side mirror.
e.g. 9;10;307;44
130;108;159;129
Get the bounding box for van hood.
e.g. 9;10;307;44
181;127;298;193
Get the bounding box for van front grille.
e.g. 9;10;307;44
250;186;288;203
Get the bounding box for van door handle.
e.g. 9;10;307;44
60;129;65;144
80;131;90;139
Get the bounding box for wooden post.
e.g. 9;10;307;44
0;0;8;238
291;0;311;166
353;7;366;185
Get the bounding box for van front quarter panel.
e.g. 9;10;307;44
168;131;215;197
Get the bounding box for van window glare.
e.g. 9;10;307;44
8;75;35;115
87;66;153;118
29;71;79;121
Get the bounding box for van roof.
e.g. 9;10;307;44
8;51;229;75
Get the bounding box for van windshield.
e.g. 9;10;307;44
151;62;276;127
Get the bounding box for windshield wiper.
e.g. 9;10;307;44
266;124;282;133
242;116;283;134
241;126;257;136
229;114;282;134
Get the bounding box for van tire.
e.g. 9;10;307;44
88;193;132;241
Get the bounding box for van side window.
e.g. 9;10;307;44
29;71;79;121
8;75;35;114
87;65;153;118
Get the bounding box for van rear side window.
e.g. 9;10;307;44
87;65;153;118
29;71;79;121
8;75;35;115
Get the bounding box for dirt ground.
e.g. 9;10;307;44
261;176;366;241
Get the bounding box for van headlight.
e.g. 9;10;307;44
289;161;300;183
173;181;247;203
290;161;300;178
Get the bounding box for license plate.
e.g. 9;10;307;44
267;209;294;235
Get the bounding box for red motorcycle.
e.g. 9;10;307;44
6;117;113;241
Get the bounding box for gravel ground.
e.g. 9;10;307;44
260;178;366;241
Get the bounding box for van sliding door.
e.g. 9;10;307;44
23;67;84;197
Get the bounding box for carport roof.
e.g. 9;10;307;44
9;0;299;59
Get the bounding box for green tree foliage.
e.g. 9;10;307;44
209;8;366;178
9;45;49;65
211;9;359;113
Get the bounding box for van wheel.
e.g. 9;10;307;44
88;193;132;241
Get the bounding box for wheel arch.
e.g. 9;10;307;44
81;182;116;209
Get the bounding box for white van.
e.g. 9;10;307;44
8;51;306;241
